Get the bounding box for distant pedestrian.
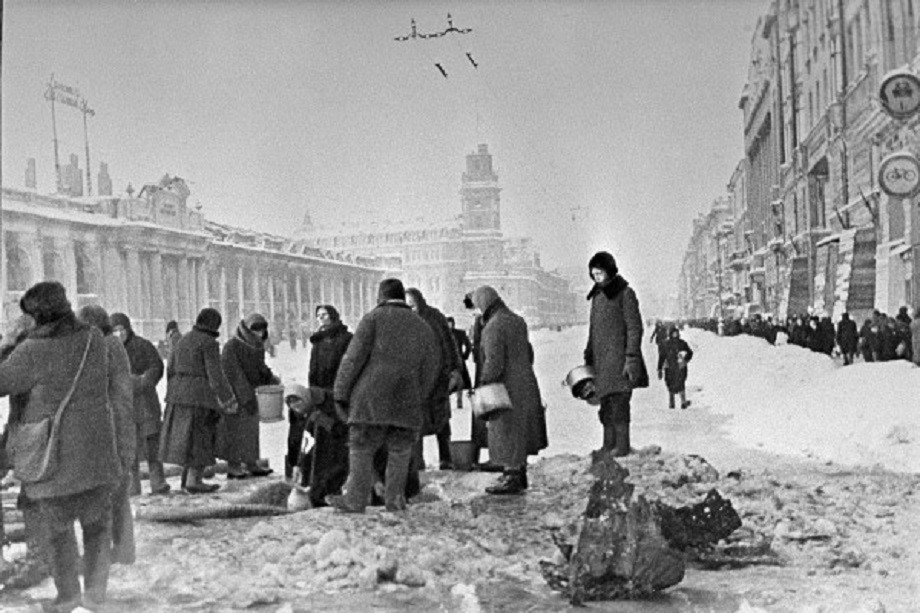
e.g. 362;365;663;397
218;313;279;479
329;278;439;513
836;312;858;365
584;251;649;456
160;308;238;494
464;292;492;469
657;327;693;409
446;316;472;410
911;311;920;367
471;285;548;495
165;320;182;361
111;312;170;496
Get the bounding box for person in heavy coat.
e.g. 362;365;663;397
285;305;352;482
329;278;439;513
656;326;694;409
109;312;170;496
218;313;278;479
584;251;649;457
77;305;138;568
472;285;548;495
836;312;859;365
164;320;182;361
406;288;463;470
446;316;472;409
0;282;122;610
160;307;238;494
464;293;492;469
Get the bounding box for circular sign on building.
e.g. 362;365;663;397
879;69;920;119
878;151;920;198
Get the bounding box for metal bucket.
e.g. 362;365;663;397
471;383;512;421
449;440;475;471
563;365;599;405
255;385;285;422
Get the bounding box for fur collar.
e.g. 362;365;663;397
481;299;508;325
234;321;264;349
28;312;86;339
310;322;349;344
193;324;219;338
587;274;629;301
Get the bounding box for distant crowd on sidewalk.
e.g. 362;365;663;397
674;306;920;366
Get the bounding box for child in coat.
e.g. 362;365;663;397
657;327;694;409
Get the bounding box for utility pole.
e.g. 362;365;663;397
80;98;95;196
44;75;63;193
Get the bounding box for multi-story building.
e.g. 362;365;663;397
308;144;580;327
2;172;391;343
679;0;920;322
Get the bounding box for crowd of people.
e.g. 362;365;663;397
0;249;651;611
674;306;920;366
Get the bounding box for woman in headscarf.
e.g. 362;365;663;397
218;313;279;479
285;305;352;481
471;285;547;495
0;282;122;610
656;326;694;410
160;308;237;493
77;305;137;565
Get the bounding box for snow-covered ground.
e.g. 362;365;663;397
265;323;920;474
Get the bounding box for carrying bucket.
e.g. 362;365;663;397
255;385;285;422
449;440;475;471
471;383;513;421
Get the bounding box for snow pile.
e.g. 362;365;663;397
683;327;920;473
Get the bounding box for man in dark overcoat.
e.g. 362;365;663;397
330;279;439;512
836;312;859;365
111;312;170;495
584;251;649;456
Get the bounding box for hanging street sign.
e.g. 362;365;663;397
878;151;920;199
879;68;920;120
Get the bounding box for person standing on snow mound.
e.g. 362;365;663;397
584;251;649;456
657;326;693;410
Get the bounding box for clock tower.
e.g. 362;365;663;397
460;144;502;234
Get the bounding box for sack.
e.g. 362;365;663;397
10;418;56;483
471;383;513;421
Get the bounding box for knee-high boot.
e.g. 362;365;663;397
602;424;616;451
612;422;631;457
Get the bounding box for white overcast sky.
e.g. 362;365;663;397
2;0;765;303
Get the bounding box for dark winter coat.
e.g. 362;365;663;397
123;331;165;438
105;335;136;469
217;322;277;463
333;301;439;432
0;316;121;500
584;275;649;396
308;323;353;389
657;337;693;394
478;299;548;460
451;327;473;390
836;316;859;354
414;302;462;435
164;326;235;411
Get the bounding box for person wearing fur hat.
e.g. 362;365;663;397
584;251;649;456
470;285;547;494
217;313;279;478
160;307;238;493
0;282;122;610
109;312;170;496
328;278;439;513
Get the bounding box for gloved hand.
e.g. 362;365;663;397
447;370;464;394
221;397;239;415
623;357;643;385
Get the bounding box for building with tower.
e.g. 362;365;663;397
307;144;581;326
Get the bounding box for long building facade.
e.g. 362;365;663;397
679;0;920;323
307;144;581;327
1;175;392;343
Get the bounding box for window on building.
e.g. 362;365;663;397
74;242;97;295
5;235;32;291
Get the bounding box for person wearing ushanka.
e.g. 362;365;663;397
471;285;548;495
160;307;238;494
584;251;649;457
0;281;122;610
217;313;279;479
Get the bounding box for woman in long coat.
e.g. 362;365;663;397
656;327;694;409
160;308;237;493
218;313;278;478
471;285;547;495
77;305;137;565
0;282;122;610
285;305;351;481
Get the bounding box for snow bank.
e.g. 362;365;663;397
683;327;920;473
